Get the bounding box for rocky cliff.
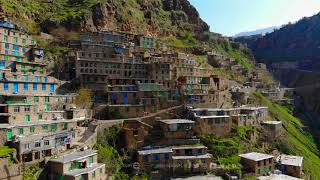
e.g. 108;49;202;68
0;0;209;37
84;0;209;36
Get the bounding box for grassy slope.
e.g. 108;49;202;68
254;92;320;179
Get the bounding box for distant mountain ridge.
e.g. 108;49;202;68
235;13;320;62
234;26;278;37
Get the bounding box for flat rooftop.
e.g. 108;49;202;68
171;145;206;150
64;163;105;177
239;152;274;161
49;149;97;163
262;121;282;125
191;108;239;112
172;154;212;160
159;119;195;124
172;175;223;180
278;154;303;167
198;115;230;119
138;147;172;155
258;174;303;180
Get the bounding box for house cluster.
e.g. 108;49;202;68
0;15;106;180
69;31;235;120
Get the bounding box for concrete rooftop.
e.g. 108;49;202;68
239;152;274;161
278;154;303;167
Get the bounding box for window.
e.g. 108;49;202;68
3;35;8;42
33;83;38;90
3;55;8;60
24;143;29;149
24;115;30;122
153;154;160;161
258;161;261;166
42;125;48;131
22;38;26;44
89;156;94;165
63;123;68;130
68;163;72;171
0;61;5;69
34;76;39;82
14;106;20;112
13;37;18;43
7;129;12;140
23;75;28;82
23;83;28;90
35;142;40;147
264;159;266;166
51;123;57;132
214;118;220;124
164;153;170;160
34;96;39;103
45;96;50;103
18;128;24;135
13;45;19;51
42;84;46;91
258;168;261;175
44;140;49;146
5;43;9;49
50;84;55;93
24;106;30;112
3;82;8;90
42;77;47;83
38;114;42;120
30;126;35;134
92;171;96;179
44;104;49;111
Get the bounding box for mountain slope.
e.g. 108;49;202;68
236;13;320;62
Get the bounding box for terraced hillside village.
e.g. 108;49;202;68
0;0;319;180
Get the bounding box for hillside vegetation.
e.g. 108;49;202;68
254;92;320;179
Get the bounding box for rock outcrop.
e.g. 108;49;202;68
81;0;209;36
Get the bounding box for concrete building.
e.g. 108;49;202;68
277;155;303;178
48;149;106;180
239;152;274;176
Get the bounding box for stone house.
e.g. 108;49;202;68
239;152;274;176
194;115;232;137
137;145;212;177
123;120;152;150
48;149;106;180
277;155;303;178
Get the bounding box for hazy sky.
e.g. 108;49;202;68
189;0;320;36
